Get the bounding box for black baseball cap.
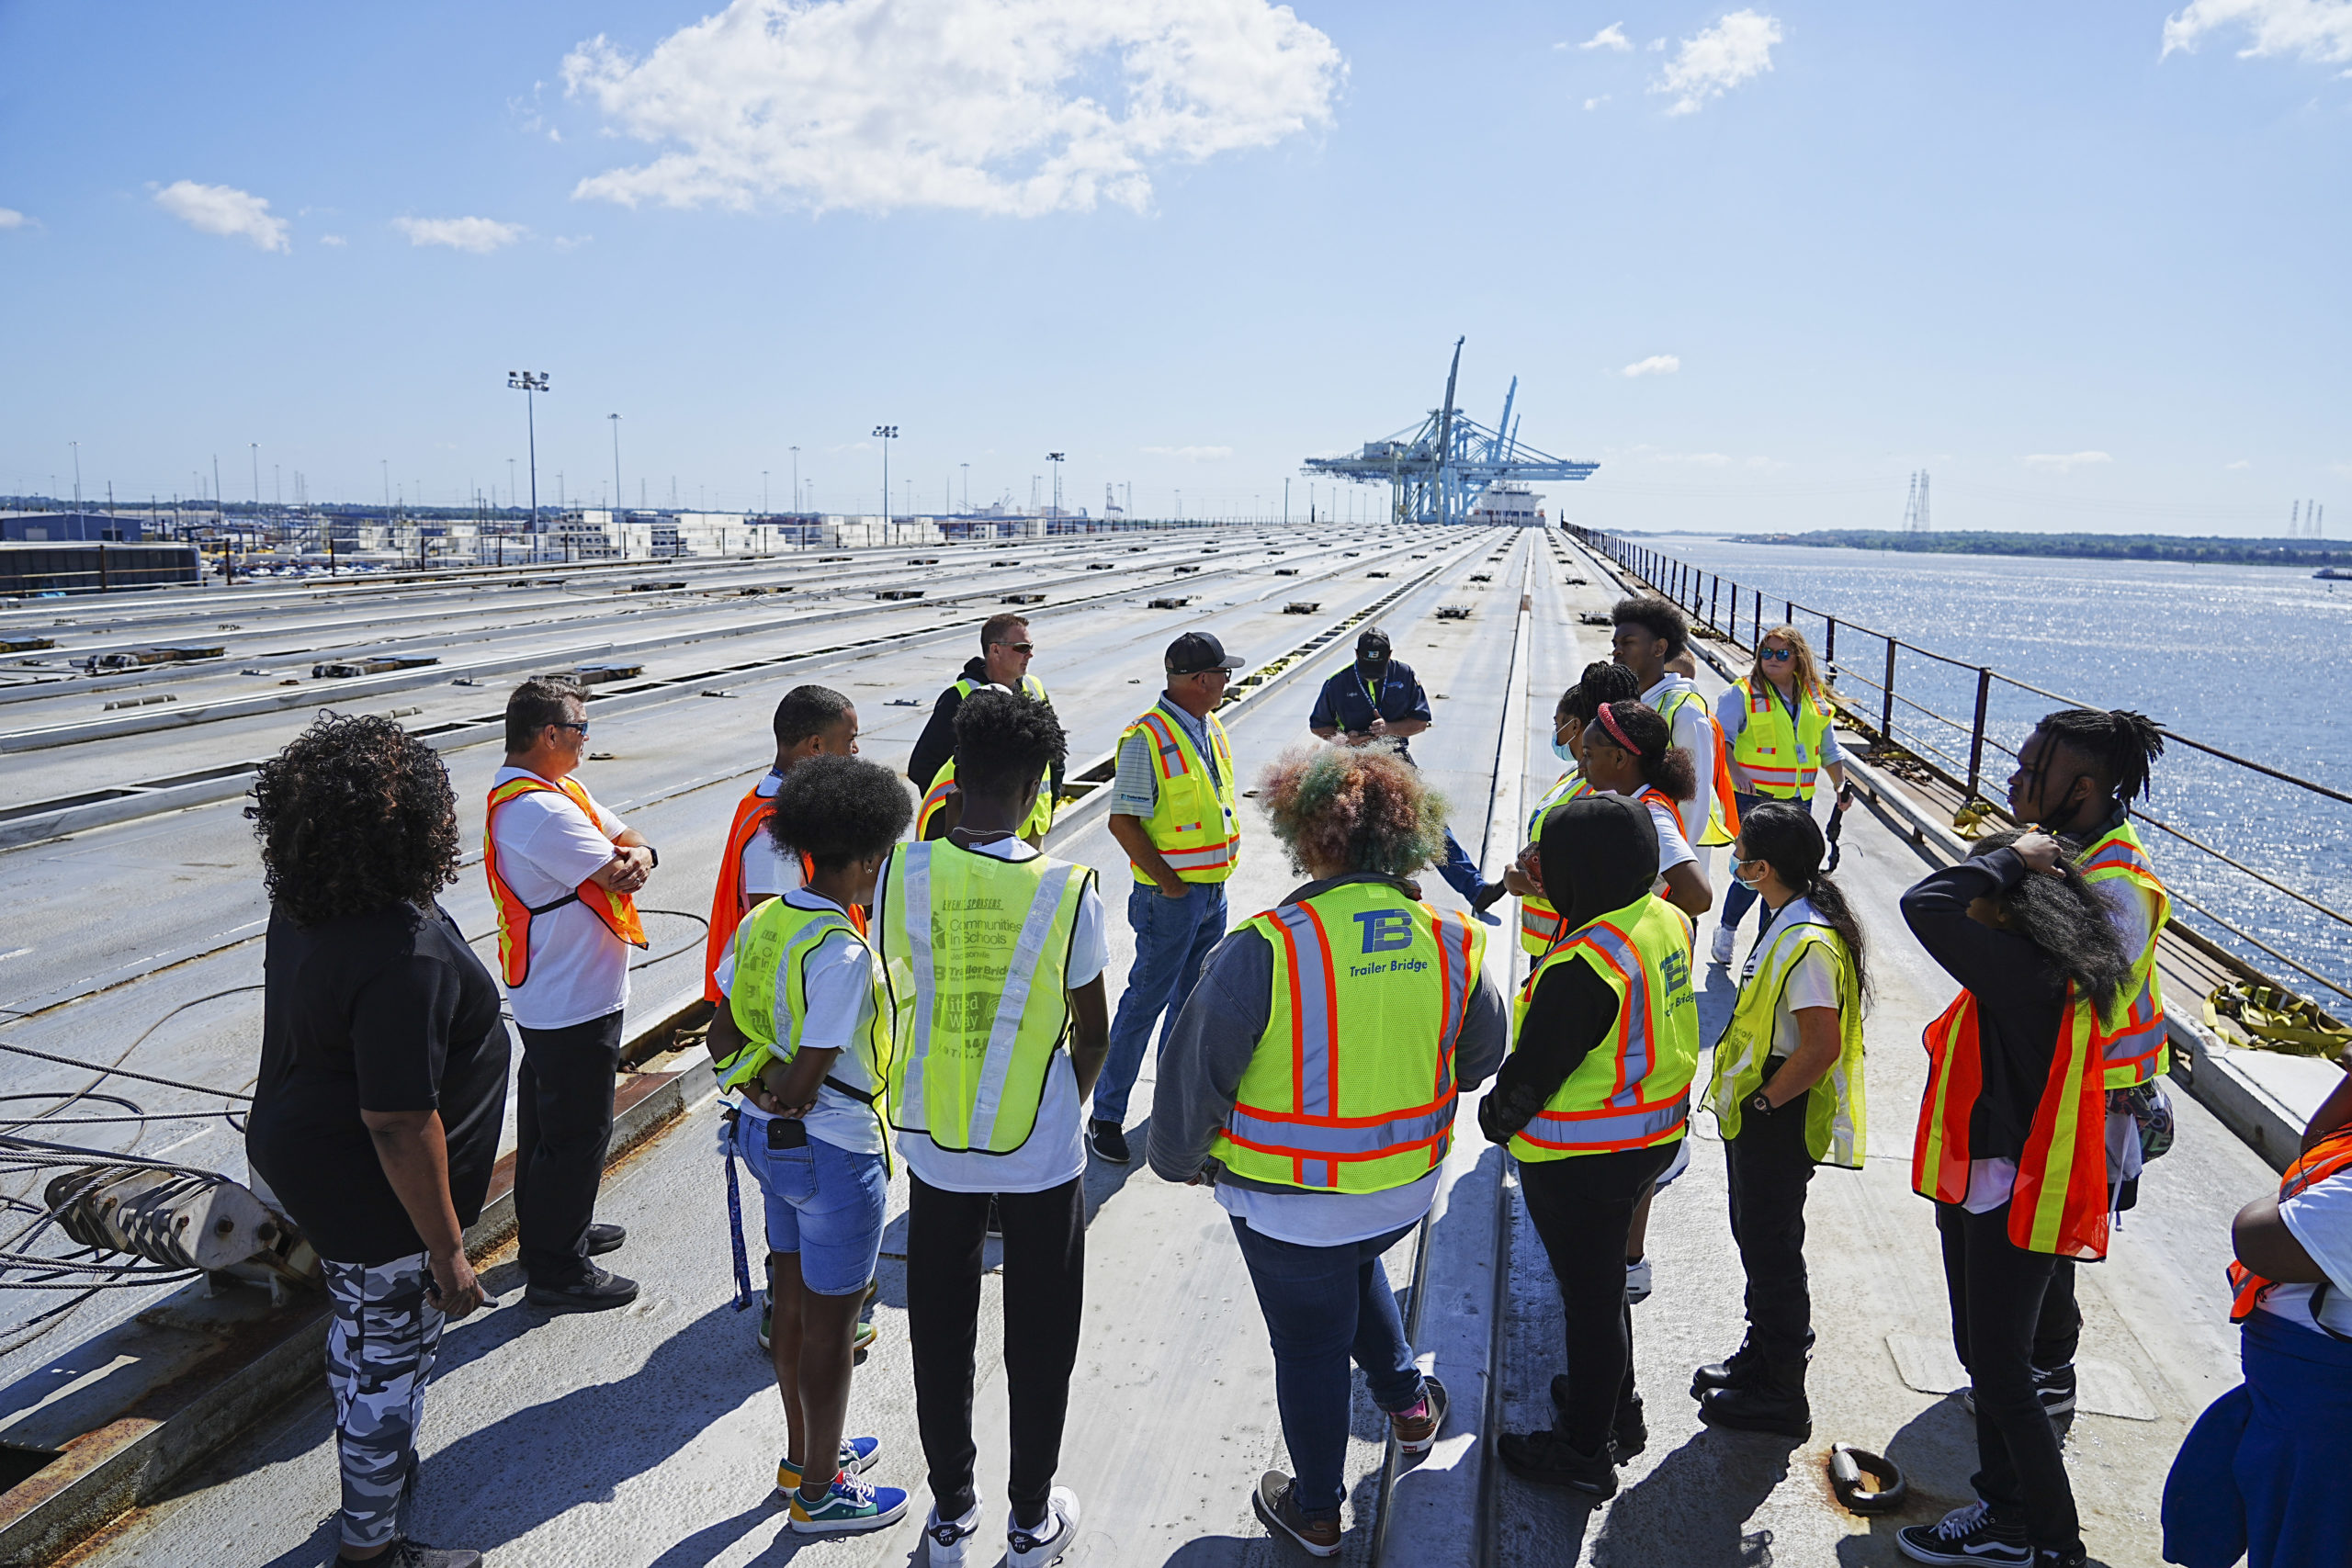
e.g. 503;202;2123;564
1165;630;1245;676
1356;626;1392;659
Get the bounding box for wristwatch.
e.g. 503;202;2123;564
1748;1091;1776;1117
646;844;660;869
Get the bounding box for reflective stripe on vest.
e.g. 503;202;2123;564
1508;896;1699;1161
1122;705;1240;884
1655;686;1741;847
484;775;647;989
2076;823;2171;1089
1910;988;2109;1259
1213;882;1486;1192
916;758;1053;840
703;784;815;1005
2229;1124;2352;1323
1728;675;1835;798
1705;919;1868;1168
876;840;1092;1154
1518;773;1591;955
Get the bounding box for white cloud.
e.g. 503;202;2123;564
552;234;594;252
2021;451;2113;473
2226;458;2251;468
1621;354;1680;378
1584;95;1611;110
1648;37;1667;51
1142;445;1233;460
393;216;526;253
153;180;289;252
319;234;347;247
0;208;26;230
1654;9;1783;115
561;0;1343;217
2162;0;2352;65
1581;22;1631;51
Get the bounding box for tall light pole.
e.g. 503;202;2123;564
69;441;80;515
960;462;969;515
509;371;548;536
791;446;801;513
607;412;624;525
872;426;898;536
1046;452;1065;520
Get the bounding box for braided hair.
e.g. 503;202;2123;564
1736;801;1871;999
1557;660;1641;726
2032;707;2165;809
1595;700;1698;801
1968;829;2132;1014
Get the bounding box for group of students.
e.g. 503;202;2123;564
238;588;2351;1568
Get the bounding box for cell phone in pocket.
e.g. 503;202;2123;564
766;1117;809;1150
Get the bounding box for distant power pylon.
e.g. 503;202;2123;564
1903;470;1931;533
2292;499;2325;539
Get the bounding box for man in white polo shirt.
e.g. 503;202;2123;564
485;676;655;1313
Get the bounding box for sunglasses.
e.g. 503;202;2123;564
553;720;591;736
995;641;1036;654
1758;648;1794;662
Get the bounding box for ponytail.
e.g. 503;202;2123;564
1739;800;1871;998
1599;701;1696;802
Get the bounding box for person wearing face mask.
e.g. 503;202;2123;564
1710;626;1852;970
1308;626;1505;925
1691;802;1871;1441
1569;699;1712;919
1506;662;1643;956
1480;794;1701;1497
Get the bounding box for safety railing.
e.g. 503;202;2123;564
1569;525;2352;1016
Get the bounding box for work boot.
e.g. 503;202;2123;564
1691;1339;1762;1398
1548;1378;1645;1459
1497;1428;1617;1498
1697;1359;1812;1440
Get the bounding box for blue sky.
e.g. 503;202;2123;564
2;1;2347;535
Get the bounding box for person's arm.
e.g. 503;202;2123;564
358;1110;482;1318
2303;1060;2352;1152
1715;688;1754;796
1479;960;1619;1145
1110;814;1186;897
1148;930;1272;1182
1382;673;1431;740
1661;859;1712;917
906;687;962;790
1899;849;2040;997
1067;975;1109;1095
1761;1009;1843;1106
591;827;655;894
2233;1194;2329;1283
1308;678;1340;741
1818;722;1853;808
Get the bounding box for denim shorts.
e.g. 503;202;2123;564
730;1113;888;1297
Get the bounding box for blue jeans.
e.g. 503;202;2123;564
1230;1218;1426;1520
731;1113;888;1297
1433;828;1483;904
1091;879;1227;1125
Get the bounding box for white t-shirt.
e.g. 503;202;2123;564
489;765;632;1031
2257;1162;2352;1339
1736;897;1843;1061
1645;674;1715;845
713;888;884;1156
741;770;808;901
895;837;1110;1195
1216;1168;1442;1247
1604;788;1697;889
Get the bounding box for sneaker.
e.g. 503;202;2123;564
1709;922;1737;967
584;1221;626;1257
1623;1258;1653;1305
1496;1428;1617;1498
1251;1471;1340;1558
923;1499;982;1567
1895;1500;2031;1566
758;1294;877;1355
789;1471;910;1534
1546;1378;1645;1460
336;1541;481;1568
776;1437;881;1491
525;1266;639;1314
1008;1485;1080;1566
1389;1375;1448;1454
1961;1364;2077;1419
1088;1120;1132;1164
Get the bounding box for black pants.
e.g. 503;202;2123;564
2033;1259;2081;1371
1936;1201;2082;1554
907;1174;1084;1523
1725;1082;1816;1363
1519;1143;1676;1454
514;1010;624;1287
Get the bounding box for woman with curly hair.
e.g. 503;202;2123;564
1149;742;1508;1557
245;714;508;1568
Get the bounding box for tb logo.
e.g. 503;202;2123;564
1660;949;1692;1004
1354;909;1415;953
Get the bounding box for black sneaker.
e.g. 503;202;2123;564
337;1540;482;1568
1547;1378;1646;1460
1251;1471;1340;1557
525;1266;639;1314
585;1222;626;1257
1088;1120;1132;1164
1496;1428;1617;1498
1961;1363;2077;1418
1896;1501;2031;1566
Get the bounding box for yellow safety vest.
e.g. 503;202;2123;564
1119;703;1240;885
1728;674;1836;800
1214;880;1487;1192
876;840;1094;1154
2076;822;2171;1089
1517;772;1591;955
917;757;1053;841
1706;914;1866;1167
721;897;895;1151
1654;685;1739;847
1508;895;1700;1161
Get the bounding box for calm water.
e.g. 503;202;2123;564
1630;534;2352;1008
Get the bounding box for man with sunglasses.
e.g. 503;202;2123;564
907;615;1061;824
485;676;656;1313
1088;631;1247;1166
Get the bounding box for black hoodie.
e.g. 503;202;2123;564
906;656;1065;802
1480;794;1662;1145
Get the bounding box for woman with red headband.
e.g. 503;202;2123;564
1577;699;1712;919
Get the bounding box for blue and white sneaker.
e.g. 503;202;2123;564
775;1437;881;1491
788;1471;910;1534
1007;1486;1080;1567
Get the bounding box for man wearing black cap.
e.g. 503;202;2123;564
1087;631;1247;1164
1309;626;1505;925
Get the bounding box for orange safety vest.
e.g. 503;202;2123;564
485;774;648;989
1654;686;1741;847
1911;989;2109;1259
703;781;815;1004
2077;823;2172;1089
2228;1123;2352;1323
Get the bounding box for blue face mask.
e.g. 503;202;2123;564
1734;858;1769;889
1551;731;1578;762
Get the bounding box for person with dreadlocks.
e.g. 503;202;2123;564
2002;707;2170;1418
1506;661;1642;956
1897;830;2132;1568
1691;802;1871;1441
